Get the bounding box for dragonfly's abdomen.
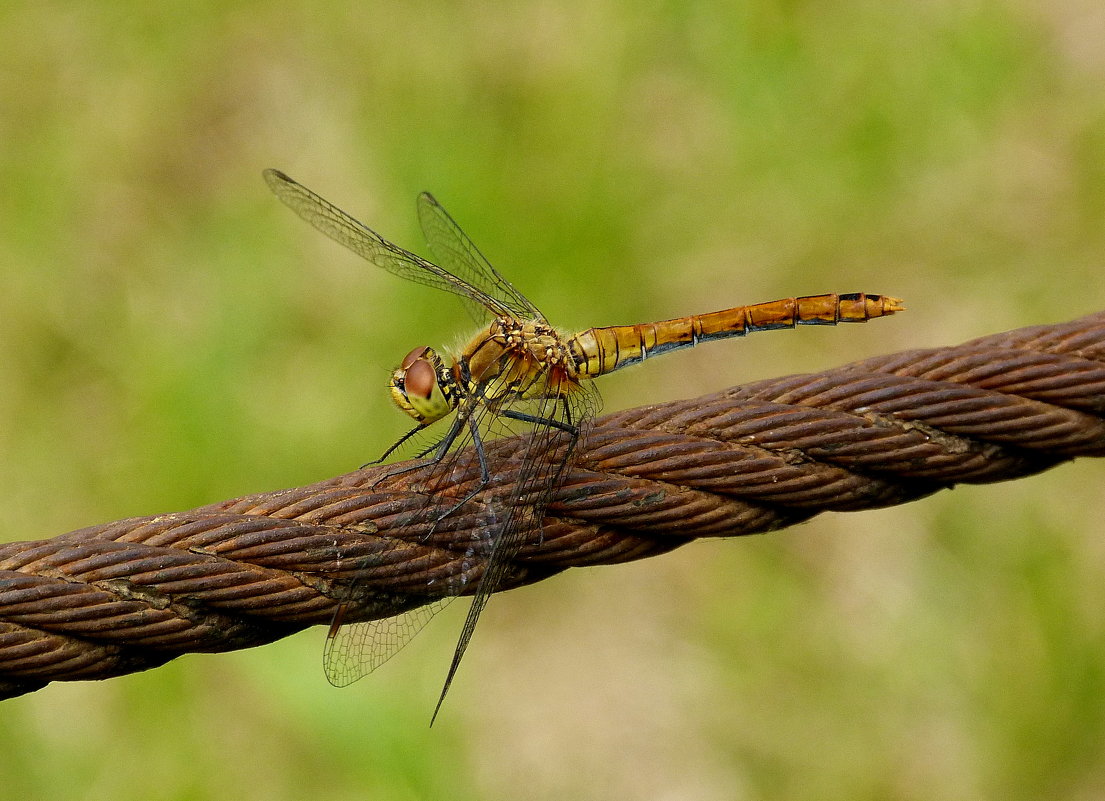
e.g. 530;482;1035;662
569;293;904;378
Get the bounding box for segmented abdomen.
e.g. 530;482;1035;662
568;292;904;378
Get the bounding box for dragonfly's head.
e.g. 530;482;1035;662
389;346;456;425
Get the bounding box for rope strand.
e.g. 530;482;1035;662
2;311;1104;699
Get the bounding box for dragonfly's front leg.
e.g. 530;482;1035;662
361;423;426;471
363;411;464;487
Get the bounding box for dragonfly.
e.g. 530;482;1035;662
264;168;905;721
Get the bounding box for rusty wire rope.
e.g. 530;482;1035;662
2;311;1104;700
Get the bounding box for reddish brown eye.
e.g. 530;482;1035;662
404;358;437;399
401;346;429;370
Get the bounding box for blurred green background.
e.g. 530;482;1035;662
2;1;1104;799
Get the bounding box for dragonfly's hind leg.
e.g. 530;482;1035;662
498;398;582;546
499;408;579;437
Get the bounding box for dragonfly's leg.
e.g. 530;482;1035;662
428;412;492;530
429;410;469;463
499;398;581;547
364;414;463;491
499;407;579;436
465;412;492;485
372;409;484;539
361;423;427;471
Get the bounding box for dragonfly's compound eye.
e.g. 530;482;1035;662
401;346;430;370
389;346;455;424
403;358;437;400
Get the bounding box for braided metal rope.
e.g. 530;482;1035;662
2;311;1103;699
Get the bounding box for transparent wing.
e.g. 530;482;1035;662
323;600;451;687
417;192;545;324
264;169;516;319
319;478;485;687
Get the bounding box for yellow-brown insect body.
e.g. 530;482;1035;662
389;317;582;425
568;293;904;378
391;294;904;426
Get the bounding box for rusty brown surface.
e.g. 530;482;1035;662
2;311;1103;699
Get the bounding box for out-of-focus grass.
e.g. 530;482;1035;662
1;2;1104;800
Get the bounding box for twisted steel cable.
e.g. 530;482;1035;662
2;311;1104;700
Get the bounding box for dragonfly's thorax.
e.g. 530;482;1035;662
456;317;581;403
389;346;458;424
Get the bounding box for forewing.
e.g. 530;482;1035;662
417;192;545;324
264;169;515;318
